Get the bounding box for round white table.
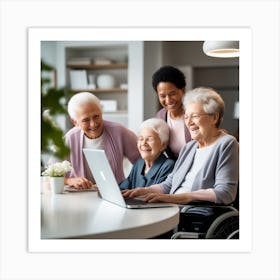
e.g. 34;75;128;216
41;191;180;239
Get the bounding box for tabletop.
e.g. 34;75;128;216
41;190;180;239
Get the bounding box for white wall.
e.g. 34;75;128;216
162;41;239;67
41;42;56;67
143;41;163;119
127;42;144;132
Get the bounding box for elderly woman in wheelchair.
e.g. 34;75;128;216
122;87;239;239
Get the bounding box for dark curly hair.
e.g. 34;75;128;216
152;65;186;92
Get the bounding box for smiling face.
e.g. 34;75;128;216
184;102;219;145
72;102;104;139
156;82;185;118
137;128;164;164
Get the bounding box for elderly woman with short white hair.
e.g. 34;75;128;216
122;87;239;205
65;92;140;189
119;118;175;190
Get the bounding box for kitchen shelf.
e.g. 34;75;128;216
67;63;128;70
103;110;128;115
72;88;127;94
65;44;129;128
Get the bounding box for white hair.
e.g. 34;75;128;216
183;87;225;127
67;92;102;120
139;118;169;145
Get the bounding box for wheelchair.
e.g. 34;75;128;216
171;191;239;239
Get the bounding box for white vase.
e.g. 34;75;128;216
97;74;115;89
50;177;65;194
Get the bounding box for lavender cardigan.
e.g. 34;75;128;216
64;120;140;183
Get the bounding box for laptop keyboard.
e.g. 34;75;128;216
125;197;149;205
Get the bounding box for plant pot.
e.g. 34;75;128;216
50;177;65;194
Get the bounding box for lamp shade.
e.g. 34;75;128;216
203;41;239;58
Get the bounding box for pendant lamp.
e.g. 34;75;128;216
203;41;239;58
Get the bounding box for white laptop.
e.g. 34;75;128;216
83;148;176;209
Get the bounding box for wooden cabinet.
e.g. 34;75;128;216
67;63;128;93
65;44;129;126
53;41;144;133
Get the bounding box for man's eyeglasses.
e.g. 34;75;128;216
184;113;213;122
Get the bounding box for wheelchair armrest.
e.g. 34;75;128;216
185;200;229;206
180;201;238;214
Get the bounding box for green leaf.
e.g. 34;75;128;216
41;60;73;163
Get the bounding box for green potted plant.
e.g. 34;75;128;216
41;60;72;167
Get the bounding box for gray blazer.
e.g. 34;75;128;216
160;133;239;205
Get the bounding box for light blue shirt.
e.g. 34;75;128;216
119;153;175;190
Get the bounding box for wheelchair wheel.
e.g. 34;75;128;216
206;211;239;239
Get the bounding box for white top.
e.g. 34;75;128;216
83;134;104;182
41;191;179;239
83;133;104;149
175;144;215;194
167;113;185;156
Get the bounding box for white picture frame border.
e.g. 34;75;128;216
28;27;252;253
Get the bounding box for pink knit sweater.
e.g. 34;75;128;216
64;120;140;183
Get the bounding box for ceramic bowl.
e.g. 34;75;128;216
97;74;115;89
